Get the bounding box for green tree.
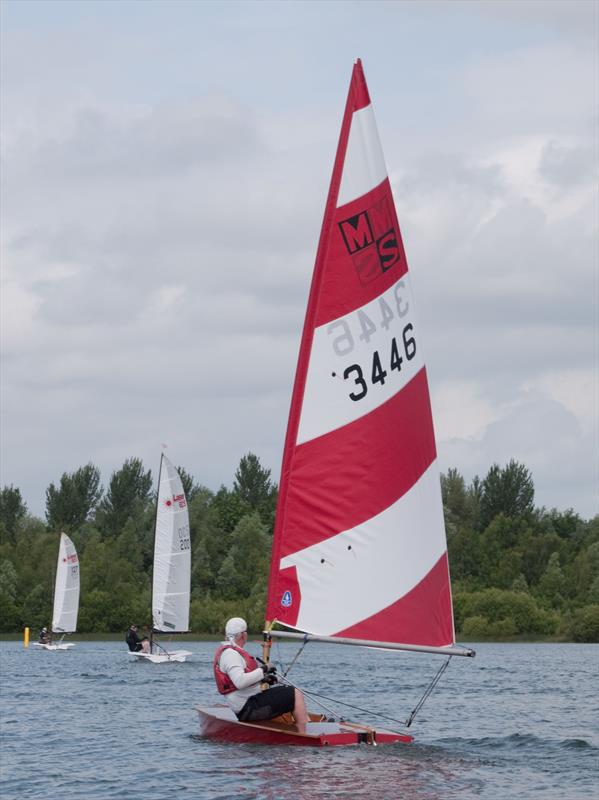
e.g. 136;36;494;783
480;460;534;529
441;468;469;527
537;552;566;608
466;475;483;531
565;605;599;642
511;573;529;593
22;583;53;631
233;453;277;524
45;464;102;532
0;559;18;601
0;486;27;545
447;527;482;585
191;537;213;598
176;466;208;504
0;559;20;631
454;588;557;636
211;486;250;534
216;512;269;599
96;458;152;536
545;508;583;539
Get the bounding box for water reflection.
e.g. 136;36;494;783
188;739;484;800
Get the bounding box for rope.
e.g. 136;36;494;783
150;638;170;657
281;637;309;678
270;644;453;729
277;674;341;720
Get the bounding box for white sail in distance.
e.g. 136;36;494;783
52;532;80;634
152;455;191;633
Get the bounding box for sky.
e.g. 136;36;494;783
1;0;598;520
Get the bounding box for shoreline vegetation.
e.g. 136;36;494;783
2;633;596;644
1;455;598;643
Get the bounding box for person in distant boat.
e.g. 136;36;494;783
126;624;150;653
39;626;50;644
213;617;309;731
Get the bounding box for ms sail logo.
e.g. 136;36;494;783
338;194;400;285
281;591;292;608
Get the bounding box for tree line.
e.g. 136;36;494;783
0;455;597;641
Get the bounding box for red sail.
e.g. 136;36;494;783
266;60;454;648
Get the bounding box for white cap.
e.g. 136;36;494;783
225;617;247;638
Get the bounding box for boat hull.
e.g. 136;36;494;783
129;650;191;663
196;705;413;746
33;642;74;651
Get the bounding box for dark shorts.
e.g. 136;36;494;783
237;686;295;722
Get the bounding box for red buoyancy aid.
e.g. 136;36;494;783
213;643;260;695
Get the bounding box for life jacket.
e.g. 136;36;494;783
213;643;259;695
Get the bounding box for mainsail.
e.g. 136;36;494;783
266;59;454;649
52;532;80;634
152;454;191;633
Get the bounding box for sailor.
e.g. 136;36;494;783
125;624;151;653
213;617;309;730
39;626;50;644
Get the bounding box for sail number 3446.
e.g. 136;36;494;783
342;324;416;401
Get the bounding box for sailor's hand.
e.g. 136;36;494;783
262;664;278;684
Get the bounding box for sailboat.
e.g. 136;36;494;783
34;532;79;651
129;453;193;663
197;59;475;745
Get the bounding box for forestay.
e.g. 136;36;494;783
152;454;191;633
52;532;80;634
266;59;455;649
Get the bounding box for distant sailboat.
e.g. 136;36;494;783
129;453;192;663
198;59;474;745
34;532;79;651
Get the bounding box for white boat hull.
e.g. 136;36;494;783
128;649;192;663
33;642;75;651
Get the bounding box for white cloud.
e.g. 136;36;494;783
1;1;597;520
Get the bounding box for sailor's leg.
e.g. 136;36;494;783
293;688;309;731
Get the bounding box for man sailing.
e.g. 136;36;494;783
213;617;308;730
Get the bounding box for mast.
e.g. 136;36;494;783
49;532;60;640
265;56;358;626
149;452;164;654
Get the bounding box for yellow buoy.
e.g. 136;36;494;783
24;627;30;648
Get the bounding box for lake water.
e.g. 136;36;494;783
0;640;597;799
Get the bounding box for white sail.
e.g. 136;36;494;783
152;454;191;633
52;532;80;633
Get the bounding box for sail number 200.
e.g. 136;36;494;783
343;325;416;401
177;525;191;551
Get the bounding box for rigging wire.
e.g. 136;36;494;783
404;657;452;727
271;642;453;729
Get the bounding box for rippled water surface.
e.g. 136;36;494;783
1;641;597;799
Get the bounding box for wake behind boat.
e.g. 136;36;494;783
129;453;192;663
34;532;79;651
198;59;474;746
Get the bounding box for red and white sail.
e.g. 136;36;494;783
266;60;454;648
